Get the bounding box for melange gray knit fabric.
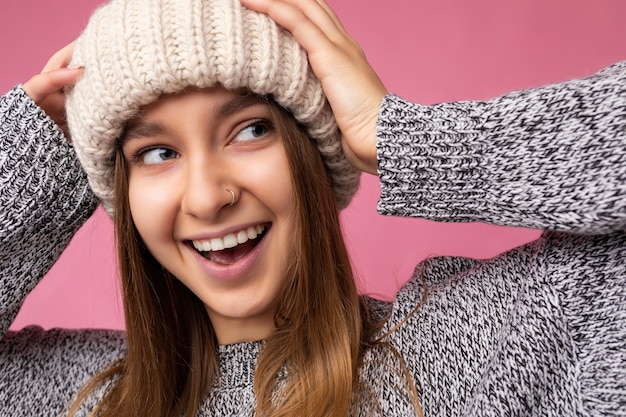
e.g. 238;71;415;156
1;60;626;416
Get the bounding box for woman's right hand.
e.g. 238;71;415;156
22;42;82;140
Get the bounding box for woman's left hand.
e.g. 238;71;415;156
240;0;387;175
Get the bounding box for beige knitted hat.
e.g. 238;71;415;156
66;0;360;215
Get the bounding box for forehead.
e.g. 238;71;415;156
141;87;269;117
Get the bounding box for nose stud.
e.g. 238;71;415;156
226;188;236;206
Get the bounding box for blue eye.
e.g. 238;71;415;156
139;148;179;165
236;121;271;141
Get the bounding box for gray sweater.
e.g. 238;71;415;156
1;60;625;416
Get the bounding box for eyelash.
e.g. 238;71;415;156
130;146;178;165
236;119;274;141
128;118;275;165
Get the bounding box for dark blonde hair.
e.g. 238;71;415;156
68;93;420;416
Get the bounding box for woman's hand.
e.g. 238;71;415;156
240;0;387;175
22;42;82;140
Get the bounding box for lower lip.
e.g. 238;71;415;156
187;228;269;282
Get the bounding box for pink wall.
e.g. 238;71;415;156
3;0;625;330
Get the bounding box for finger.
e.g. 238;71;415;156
279;0;347;39
23;67;83;104
313;0;351;38
241;0;341;49
41;41;76;73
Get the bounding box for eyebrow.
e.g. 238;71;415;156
216;93;271;120
119;92;271;145
122;121;166;143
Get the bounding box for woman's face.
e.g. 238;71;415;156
121;88;295;344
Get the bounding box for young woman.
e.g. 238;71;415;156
1;0;625;416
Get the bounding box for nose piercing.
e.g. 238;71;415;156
226;188;236;206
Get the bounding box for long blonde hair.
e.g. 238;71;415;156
68;94;419;416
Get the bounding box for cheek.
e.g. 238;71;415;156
127;174;177;248
242;147;295;218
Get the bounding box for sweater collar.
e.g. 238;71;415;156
215;340;264;389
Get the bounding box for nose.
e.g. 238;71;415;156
180;156;235;220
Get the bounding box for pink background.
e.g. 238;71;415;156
3;0;625;331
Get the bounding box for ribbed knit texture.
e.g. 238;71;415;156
65;0;360;214
2;60;626;416
377;61;626;233
0;87;99;332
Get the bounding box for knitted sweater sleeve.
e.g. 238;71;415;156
0;86;128;416
377;60;626;234
371;61;626;416
0;85;98;335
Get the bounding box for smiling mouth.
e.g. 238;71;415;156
190;224;269;265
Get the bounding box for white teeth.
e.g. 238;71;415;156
192;224;266;253
236;230;248;244
246;226;258;240
210;237;224;251
223;233;238;249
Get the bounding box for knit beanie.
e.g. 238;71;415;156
66;0;360;215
